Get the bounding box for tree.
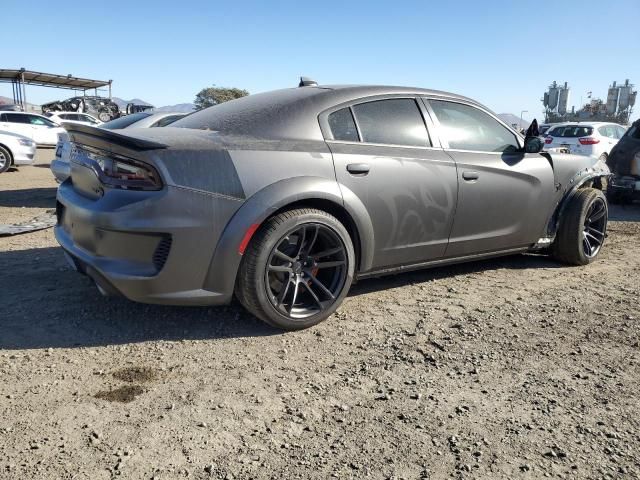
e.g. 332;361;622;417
194;86;249;110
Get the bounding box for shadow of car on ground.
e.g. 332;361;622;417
1;244;571;351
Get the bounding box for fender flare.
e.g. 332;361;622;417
547;167;611;237
203;176;375;297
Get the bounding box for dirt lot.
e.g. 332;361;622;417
1;151;639;480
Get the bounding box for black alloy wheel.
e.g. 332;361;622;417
265;223;347;319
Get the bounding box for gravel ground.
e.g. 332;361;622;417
1;151;639;479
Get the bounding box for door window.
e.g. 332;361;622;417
5;113;31;124
28;115;56;127
429;100;519;152
615;126;627;138
328;107;359;142
352;99;430;147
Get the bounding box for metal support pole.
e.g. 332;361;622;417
108;80;112;99
21;71;28;111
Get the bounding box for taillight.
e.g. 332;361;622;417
72;144;162;191
545;137;553;144
578;137;600;145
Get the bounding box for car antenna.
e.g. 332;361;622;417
298;76;318;87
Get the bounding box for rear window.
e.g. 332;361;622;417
100;112;151;130
548;125;593;137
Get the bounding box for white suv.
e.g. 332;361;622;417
0;111;66;146
544;122;627;160
45;112;102;126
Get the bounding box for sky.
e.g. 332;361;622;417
3;0;639;122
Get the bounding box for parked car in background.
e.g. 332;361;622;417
50;112;187;183
45;112;102;126
607;118;640;204
0;130;37;173
544;122;626;160
539;123;555;136
99;112;187;130
0;111;65;146
55;83;610;330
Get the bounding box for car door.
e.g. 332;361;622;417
27;115;58;144
425;98;556;257
323;97;459;271
0;113;34;140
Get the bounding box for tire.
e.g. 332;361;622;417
0;145;12;173
236;208;355;330
552;188;608;266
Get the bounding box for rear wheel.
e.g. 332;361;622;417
236;208;355;330
552;188;608;265
0;146;12;173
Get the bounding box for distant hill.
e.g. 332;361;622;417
111;97;194;113
111;97;154;109
153;103;195;113
498;113;531;130
0;96;40;112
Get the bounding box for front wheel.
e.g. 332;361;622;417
0;145;12;173
552;188;608;265
236;208;355;330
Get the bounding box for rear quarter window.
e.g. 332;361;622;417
328;108;359;142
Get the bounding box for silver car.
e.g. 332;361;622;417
50;112;186;183
0;130;37;173
55;84;610;330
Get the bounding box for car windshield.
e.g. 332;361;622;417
100;112;152;130
548;125;594;137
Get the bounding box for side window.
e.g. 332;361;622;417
0;113;5;121
429;100;519;152
616;126;627;139
29;115;56;127
5;113;30;124
328;108;359;142
599;126;616;138
352;99;430;147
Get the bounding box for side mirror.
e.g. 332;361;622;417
524;136;544;153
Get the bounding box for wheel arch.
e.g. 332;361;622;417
202;176;375;298
0;143;15;165
547;170;610;239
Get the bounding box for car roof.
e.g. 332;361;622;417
171;85;491;141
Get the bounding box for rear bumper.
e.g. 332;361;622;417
54;179;242;306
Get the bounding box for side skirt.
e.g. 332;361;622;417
357;246;531;279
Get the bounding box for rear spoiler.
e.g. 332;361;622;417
63;123;168;151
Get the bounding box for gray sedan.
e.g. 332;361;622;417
55;84;610;330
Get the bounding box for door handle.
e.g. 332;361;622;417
462;171;479;181
346;163;370;175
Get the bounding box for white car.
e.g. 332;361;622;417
0;130;37;173
45;112;102;126
50;112;187;183
0;111;66;146
544;122;627;160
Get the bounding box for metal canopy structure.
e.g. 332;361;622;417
0;68;112;111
